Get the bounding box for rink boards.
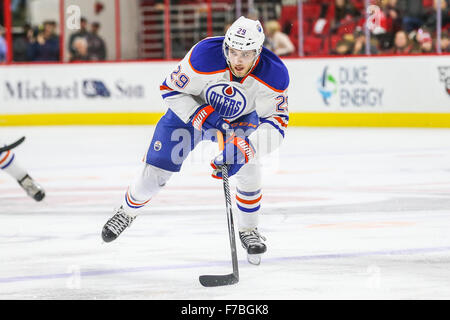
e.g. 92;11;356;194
0;55;449;127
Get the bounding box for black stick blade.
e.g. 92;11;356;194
199;274;239;287
0;136;25;153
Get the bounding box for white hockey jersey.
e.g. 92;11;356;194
159;36;290;156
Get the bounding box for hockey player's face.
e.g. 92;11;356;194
228;48;256;77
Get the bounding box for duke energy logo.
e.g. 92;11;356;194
317;66;384;107
206;84;246;119
317;66;337;105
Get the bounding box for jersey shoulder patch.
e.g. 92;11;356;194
189;37;228;74
250;47;290;92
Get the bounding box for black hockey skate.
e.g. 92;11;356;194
239;228;267;265
102;206;136;243
18;174;45;201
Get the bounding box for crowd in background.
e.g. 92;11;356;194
67;17;107;62
1;0;449;63
286;0;450;55
13;20;59;61
0;15;106;63
0;25;6;61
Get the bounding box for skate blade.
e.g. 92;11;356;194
247;253;262;265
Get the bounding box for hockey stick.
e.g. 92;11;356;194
0;136;25;153
199;131;239;287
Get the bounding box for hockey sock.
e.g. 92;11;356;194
236;188;262;231
122;164;173;216
0;150;28;181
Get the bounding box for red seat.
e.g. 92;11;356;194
280;5;298;30
322;34;342;54
302;3;322;20
443;23;450;32
351;0;365;11
325;3;335;21
303;36;323;55
331;34;341;49
422;0;434;7
290;19;312;37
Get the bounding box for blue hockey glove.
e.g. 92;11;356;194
191;104;231;136
211;135;256;179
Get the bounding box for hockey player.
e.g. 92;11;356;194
101;16;289;264
0;138;45;201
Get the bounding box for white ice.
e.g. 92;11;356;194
1;125;450;299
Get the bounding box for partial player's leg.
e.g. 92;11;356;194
0;146;45;201
102;163;173;242
102;109;201;242
234;162;266;265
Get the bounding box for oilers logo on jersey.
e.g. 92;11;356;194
205;84;247;119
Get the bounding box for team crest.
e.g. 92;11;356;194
154;141;162;151
206;84;247;119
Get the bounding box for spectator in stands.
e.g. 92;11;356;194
87;22;107;61
152;1;165;11
68;17;89;57
441;31;450;52
376;0;402;50
12;23;32;61
0;25;7;62
384;0;402;33
417;33;434;53
423;0;450;32
334;0;360;22
408;27;428;52
408;28;433;53
11;0;27;25
331;0;360;33
70;37;90;62
152;0;186;10
264;20;295;57
391;29;413;53
0;3;4;26
398;0;425;32
333;39;353;55
27;20;60;61
352;27;379;55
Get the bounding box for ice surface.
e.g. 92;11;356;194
1;125;450;299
